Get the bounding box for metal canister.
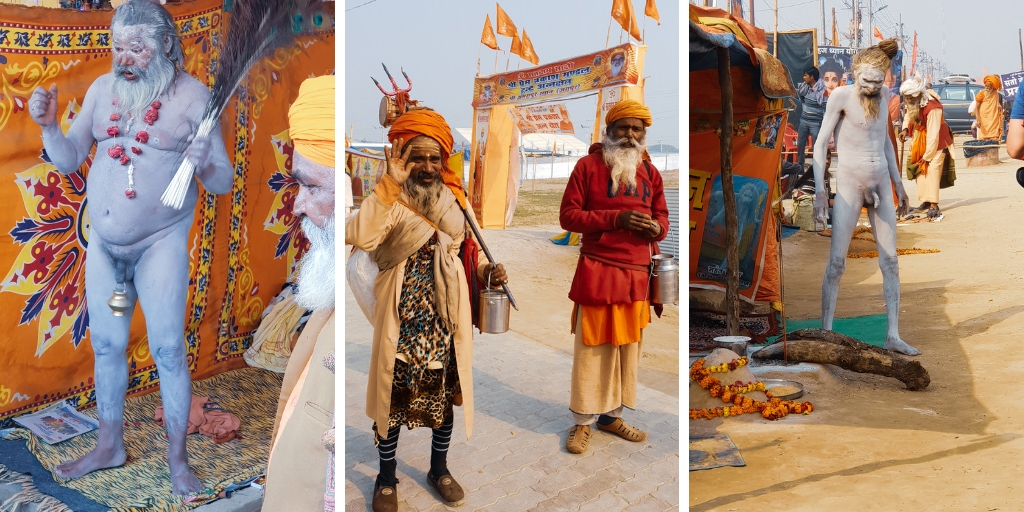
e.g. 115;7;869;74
650;254;679;305
478;269;510;334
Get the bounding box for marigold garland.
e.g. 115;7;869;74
689;357;814;421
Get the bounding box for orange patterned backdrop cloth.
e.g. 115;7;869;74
0;0;335;427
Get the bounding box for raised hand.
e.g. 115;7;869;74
29;83;58;127
383;137;413;186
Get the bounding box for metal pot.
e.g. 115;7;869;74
650;254;679;305
478;270;510;334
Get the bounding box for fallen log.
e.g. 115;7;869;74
751;328;930;391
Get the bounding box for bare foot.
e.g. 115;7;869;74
170;465;204;496
55;444;126;479
885;336;921;356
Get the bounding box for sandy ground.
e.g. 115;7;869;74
494;178;680;398
690;139;1024;510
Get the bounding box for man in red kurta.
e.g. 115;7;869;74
558;100;669;454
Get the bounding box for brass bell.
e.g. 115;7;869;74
108;285;131;316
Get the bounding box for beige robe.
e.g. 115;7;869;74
263;310;335;512
570;306;641;415
345;174;487;440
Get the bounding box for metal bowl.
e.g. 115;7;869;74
714;336;751;356
760;379;805;400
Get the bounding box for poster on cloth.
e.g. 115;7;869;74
469;108;490;214
346;149;386;197
0;0;335;426
818;46;903;99
510;104;574;134
689;110;787;302
471;43;639;108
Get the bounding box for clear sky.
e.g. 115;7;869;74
344;0;679;147
745;0;1024;80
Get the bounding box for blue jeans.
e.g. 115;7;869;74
796;118;822;168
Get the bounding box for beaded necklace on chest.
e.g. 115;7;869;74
106;98;160;199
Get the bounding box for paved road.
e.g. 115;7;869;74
344;290;680;511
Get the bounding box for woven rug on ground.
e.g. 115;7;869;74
689;309;782;352
689;433;745;471
7;367;283;512
770;314;887;348
0;464;71;512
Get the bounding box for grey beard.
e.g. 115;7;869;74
405;175;444;216
295;214;336;312
602;134;646;195
111;55;176;117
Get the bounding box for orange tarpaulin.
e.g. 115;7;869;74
0;1;335;425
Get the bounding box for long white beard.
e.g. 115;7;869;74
295;214;336;311
111;54;176;116
602;134;646;195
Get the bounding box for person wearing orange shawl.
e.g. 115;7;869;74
973;74;1005;141
900;75;953;217
559;99;669;455
345;108;508;511
263;74;337;512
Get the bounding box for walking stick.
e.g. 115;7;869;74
461;207;519;311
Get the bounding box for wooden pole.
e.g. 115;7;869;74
772;0;778;57
1019;28;1023;71
717;46;740;336
749;0;754;25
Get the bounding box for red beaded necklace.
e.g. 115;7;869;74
106;98;160;199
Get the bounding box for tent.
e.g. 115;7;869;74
688;5;797;315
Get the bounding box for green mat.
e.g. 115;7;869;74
768;314;887;348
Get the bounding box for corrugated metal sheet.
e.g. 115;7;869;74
663;188;680;257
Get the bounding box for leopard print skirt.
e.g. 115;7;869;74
381;233;461;433
384;357;460;431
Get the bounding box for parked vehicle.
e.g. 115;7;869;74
931;82;990;134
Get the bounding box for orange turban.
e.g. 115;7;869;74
605;99;652;127
388;109;467;208
984;74;1002;91
288;75;335;167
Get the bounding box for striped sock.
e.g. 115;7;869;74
430;416;454;478
376;426;401;487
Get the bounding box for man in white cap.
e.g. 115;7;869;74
899;75;954;217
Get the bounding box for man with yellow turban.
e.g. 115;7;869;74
559;99;669;454
263;74;337;511
346;108;508;511
973;74;1005;141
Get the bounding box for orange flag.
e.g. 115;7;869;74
495;3;517;37
873;26;884;41
645;0;660;25
510;30;523;58
520;28;540;65
611;0;642;42
481;14;499;50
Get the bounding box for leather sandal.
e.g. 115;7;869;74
597;418;648;442
427;470;465;506
372;480;398;512
565;424;591;454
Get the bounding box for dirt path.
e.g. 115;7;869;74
690;139;1024;510
491;177;680;398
